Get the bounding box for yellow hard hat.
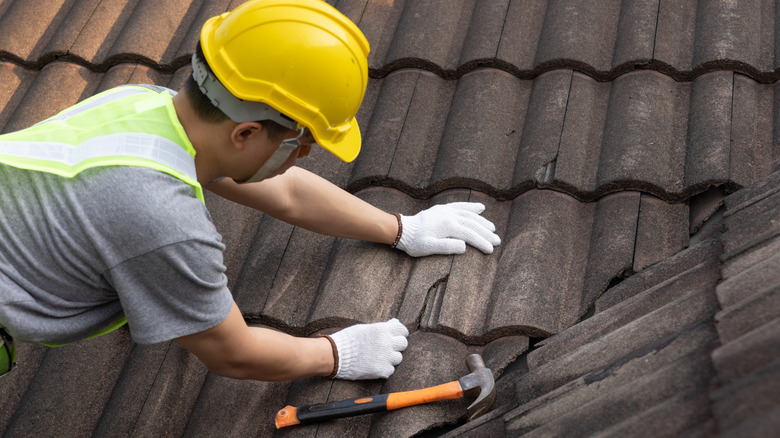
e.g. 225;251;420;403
198;0;369;162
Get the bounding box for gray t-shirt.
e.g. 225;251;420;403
0;163;234;345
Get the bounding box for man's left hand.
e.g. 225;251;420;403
396;202;501;257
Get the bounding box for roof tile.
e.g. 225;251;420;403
203;191;265;291
599;72;689;197
309;189;413;327
730;75;777;188
512;70;570;190
653;0;697;71
382;0;475;72
534;0;622;72
432;69;527;193
717;251;780;309
112;341;208;437
711;318;780;385
100;0;202;66
633;194;689;272
552;72;611;195
509;324;716;435
715;283;780;344
519;284;718;402
353;0;405;73
183;372;291;437
51;0;133;65
490;190;594;337
693;0;776;72
610;0;658;68
91;338;178;436
532;253;719;369
715;404;780;438
0;341;48;428
0;62;34;132
494;0;547;72
458;0;510;68
232;215;296;319
3;63;99;133
710;360;780;432
684;72;734;189
596;238;722;312
581;191;641;306
434;191;510;341
352;70;457;193
4;330;132;437
0;0;72;63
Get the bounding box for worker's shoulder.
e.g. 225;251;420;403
79;166;211;235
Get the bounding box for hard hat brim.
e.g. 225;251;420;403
317;117;361;163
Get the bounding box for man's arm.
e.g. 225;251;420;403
176;301;410;382
207;166;399;245
175;302;334;381
207;166;501;256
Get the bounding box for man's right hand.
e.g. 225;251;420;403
327;318;409;380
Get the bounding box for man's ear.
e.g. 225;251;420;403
230;121;263;150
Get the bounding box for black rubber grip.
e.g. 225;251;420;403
296;394;390;424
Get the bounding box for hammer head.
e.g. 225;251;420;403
457;354;495;420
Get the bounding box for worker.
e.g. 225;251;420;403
0;0;500;382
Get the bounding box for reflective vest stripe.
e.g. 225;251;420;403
36;86;156;124
0;85;203;203
0;132;198;182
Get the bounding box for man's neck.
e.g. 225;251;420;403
172;91;232;185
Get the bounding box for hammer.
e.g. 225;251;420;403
275;353;495;429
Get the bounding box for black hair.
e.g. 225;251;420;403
184;42;291;141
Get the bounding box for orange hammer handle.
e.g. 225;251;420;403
386;380;464;410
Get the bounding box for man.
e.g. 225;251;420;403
0;0;500;382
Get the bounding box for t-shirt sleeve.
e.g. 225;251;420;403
104;238;234;344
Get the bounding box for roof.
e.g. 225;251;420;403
0;0;779;436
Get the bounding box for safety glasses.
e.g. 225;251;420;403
243;126;314;183
281;126;315;148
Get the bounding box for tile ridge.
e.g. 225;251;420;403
346;176;733;204
3;52;780;85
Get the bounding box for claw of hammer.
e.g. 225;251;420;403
275;353;496;428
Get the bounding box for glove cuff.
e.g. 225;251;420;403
317;334;339;379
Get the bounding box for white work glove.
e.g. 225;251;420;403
328;318;409;380
396;202;501;257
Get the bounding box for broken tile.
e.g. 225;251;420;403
553;72;611;196
512;70;570;189
633;195;689;272
581;191;641;308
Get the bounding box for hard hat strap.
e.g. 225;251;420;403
244;137;300;183
191;53;299;130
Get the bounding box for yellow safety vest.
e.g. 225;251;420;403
0;84;204;347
